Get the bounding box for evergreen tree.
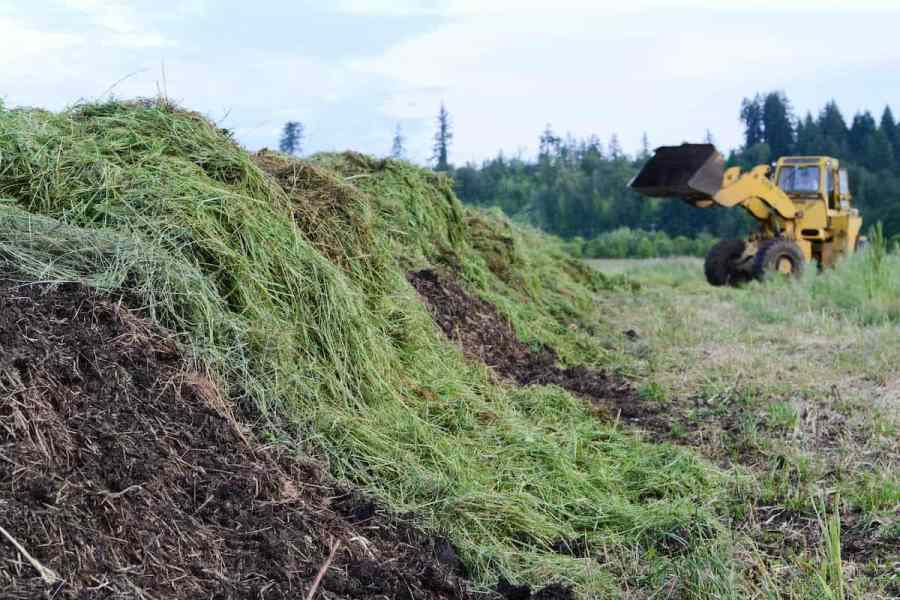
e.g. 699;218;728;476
608;134;623;160
849;111;877;160
739;94;765;147
279;121;304;155
704;129;716;145
639;132;651;161
795;112;821;155
879;106;897;140
817;101;848;157
538;124;561;159
432;103;453;171
867;130;895;172
762;92;794;158
880;106;900;164
390;124;405;159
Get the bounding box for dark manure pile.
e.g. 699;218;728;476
0;278;486;600
406;269;666;431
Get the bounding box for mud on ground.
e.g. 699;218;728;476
0;278;509;599
407;269;648;427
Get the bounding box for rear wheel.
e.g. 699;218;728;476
753;239;805;280
704;239;748;286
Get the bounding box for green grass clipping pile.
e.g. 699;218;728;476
0;99;742;597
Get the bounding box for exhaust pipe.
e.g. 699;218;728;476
630;143;725;201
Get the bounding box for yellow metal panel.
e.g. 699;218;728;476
795;239;813;261
848;214;863;252
714;172;797;219
797;201;828;231
831;214;850;255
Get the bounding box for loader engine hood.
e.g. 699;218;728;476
630;143;725;201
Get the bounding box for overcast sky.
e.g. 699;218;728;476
2;1;899;164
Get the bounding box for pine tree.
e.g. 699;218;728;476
879;106;896;140
539;124;561;159
867;130;895;172
795;112;822;155
849;111;877;162
279;121;304;155
703;129;716;145
762;92;794;158
390;124;405;159
880;106;900;165
817;101;848;157
432;103;453;171
608;134;623;160
739;94;765;147
639;132;651;160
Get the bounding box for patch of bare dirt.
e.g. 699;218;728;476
407;268;659;430
0;278;523;599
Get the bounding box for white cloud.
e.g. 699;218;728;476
60;0;186;47
336;0;900;16
347;5;900;162
0;17;83;63
2;2;898;163
63;0;141;33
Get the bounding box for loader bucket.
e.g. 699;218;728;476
630;143;724;200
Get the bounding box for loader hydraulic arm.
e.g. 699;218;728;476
714;165;797;221
629;143;796;226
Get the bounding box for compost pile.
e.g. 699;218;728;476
0;100;705;599
407;269;659;428
0;278;484;599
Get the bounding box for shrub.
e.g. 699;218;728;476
581;229;717;259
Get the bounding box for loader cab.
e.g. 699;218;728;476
772;156;860;265
774;156;850;211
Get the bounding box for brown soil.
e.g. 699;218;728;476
406;269;650;427
0;278;496;599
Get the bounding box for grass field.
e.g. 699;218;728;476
590;254;899;598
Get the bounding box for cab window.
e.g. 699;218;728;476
839;170;850;195
778;166;820;193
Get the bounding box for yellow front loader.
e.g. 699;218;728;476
630;144;864;286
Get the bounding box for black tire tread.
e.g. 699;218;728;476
704;239;746;286
753;239;805;279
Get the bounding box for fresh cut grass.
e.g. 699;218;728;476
0;100;745;596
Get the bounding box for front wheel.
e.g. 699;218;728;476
753;239;805;280
704;239;748;286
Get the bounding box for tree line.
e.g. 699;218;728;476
448;92;900;256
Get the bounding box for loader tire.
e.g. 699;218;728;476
704;239;747;286
753;239;804;280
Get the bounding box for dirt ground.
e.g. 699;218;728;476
0;277;570;599
407;269;648;426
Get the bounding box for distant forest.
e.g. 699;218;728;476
450;92;900;256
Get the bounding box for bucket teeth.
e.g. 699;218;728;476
630;143;724;200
